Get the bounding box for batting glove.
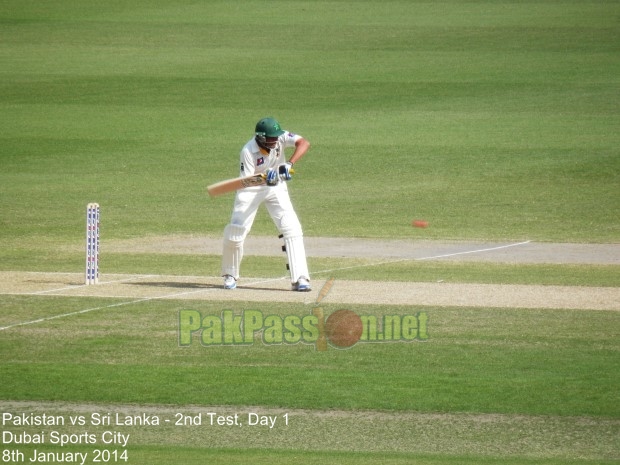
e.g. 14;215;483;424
266;168;279;186
278;162;294;181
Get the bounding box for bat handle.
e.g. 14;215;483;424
266;168;295;174
261;168;296;181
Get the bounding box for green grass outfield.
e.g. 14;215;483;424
1;0;619;464
1;299;619;463
1;0;618;243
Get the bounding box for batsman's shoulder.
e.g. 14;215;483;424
285;131;302;142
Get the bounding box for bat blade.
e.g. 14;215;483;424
207;169;295;197
207;173;266;197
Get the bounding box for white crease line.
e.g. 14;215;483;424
0;276;289;331
311;240;532;275
0;241;531;331
25;274;160;296
416;240;532;260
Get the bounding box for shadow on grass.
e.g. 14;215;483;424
129;281;292;293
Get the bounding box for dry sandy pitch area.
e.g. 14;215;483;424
1;237;618;325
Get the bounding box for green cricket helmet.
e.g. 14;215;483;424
255;117;285;150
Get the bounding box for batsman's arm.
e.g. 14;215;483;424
288;137;310;166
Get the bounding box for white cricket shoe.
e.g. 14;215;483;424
223;275;237;290
293;277;311;292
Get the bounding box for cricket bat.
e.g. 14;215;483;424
207;169;294;197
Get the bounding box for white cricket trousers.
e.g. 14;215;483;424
221;183;310;283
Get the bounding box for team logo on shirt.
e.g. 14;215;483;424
257;157;265;166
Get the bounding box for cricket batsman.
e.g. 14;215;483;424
221;117;312;291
